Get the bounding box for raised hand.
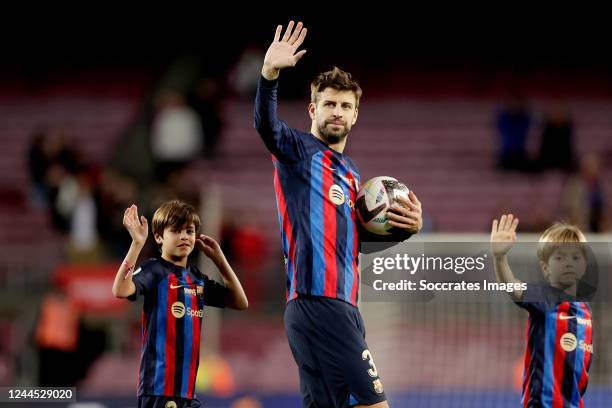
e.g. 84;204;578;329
196;234;224;264
490;214;519;257
262;21;307;80
123;204;148;246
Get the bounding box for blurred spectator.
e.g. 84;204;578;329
27;128;52;204
151;89;203;181
495;96;532;171
66;168;105;262
46;163;74;232
28;129;87;233
96;170;138;258
562;155;606;232
189;77;224;159
537;104;575;172
35;286;80;386
227;45;265;98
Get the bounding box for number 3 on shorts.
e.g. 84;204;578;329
362;349;379;378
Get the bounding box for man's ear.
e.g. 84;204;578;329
308;102;316;120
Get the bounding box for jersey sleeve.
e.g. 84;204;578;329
357;223;413;254
254;76;305;163
202;275;228;308
127;259;160;301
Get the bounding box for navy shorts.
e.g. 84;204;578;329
284;296;387;407
138;395;201;408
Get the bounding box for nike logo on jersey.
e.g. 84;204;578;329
170;284;190;289
322;164;338;172
559;313;592;327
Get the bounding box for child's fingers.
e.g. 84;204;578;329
510;217;519;233
492;219;498;234
499;214;507;231
506;214;515;231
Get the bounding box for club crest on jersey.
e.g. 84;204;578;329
165;401;177;408
196;285;204;298
373;379;384;394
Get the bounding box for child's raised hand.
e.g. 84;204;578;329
123;204;148;245
491;214;519;257
196;234;224;263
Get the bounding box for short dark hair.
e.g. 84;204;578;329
310;67;362;108
152;200;201;238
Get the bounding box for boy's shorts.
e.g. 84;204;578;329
284;295;387;408
138;395;201;408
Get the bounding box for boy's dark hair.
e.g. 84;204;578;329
310;67;362;108
152;200;201;240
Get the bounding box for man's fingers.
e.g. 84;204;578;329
293;27;307;49
388;220;419;230
281;21;294;42
388;208;420;222
273;24;282;42
288;21;303;44
387;211;421;227
395;196;419;211
293;50;307;64
409;190;421;205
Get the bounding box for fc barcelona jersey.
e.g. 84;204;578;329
128;257;227;399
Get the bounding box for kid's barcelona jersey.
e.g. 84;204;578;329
128;257;227;399
516;285;593;408
255;77;362;306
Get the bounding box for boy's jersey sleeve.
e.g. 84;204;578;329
254;76;305;163
127;260;160;301
202;275;228;308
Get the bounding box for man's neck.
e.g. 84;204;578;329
311;128;346;153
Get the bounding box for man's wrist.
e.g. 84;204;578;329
261;64;280;81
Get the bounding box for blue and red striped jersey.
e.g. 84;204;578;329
516;284;593;408
255;77;362;306
128;257;227;399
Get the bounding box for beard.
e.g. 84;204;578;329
317;119;352;145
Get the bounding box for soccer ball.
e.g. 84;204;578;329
355;176;410;235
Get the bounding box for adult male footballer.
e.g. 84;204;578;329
254;21;423;408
